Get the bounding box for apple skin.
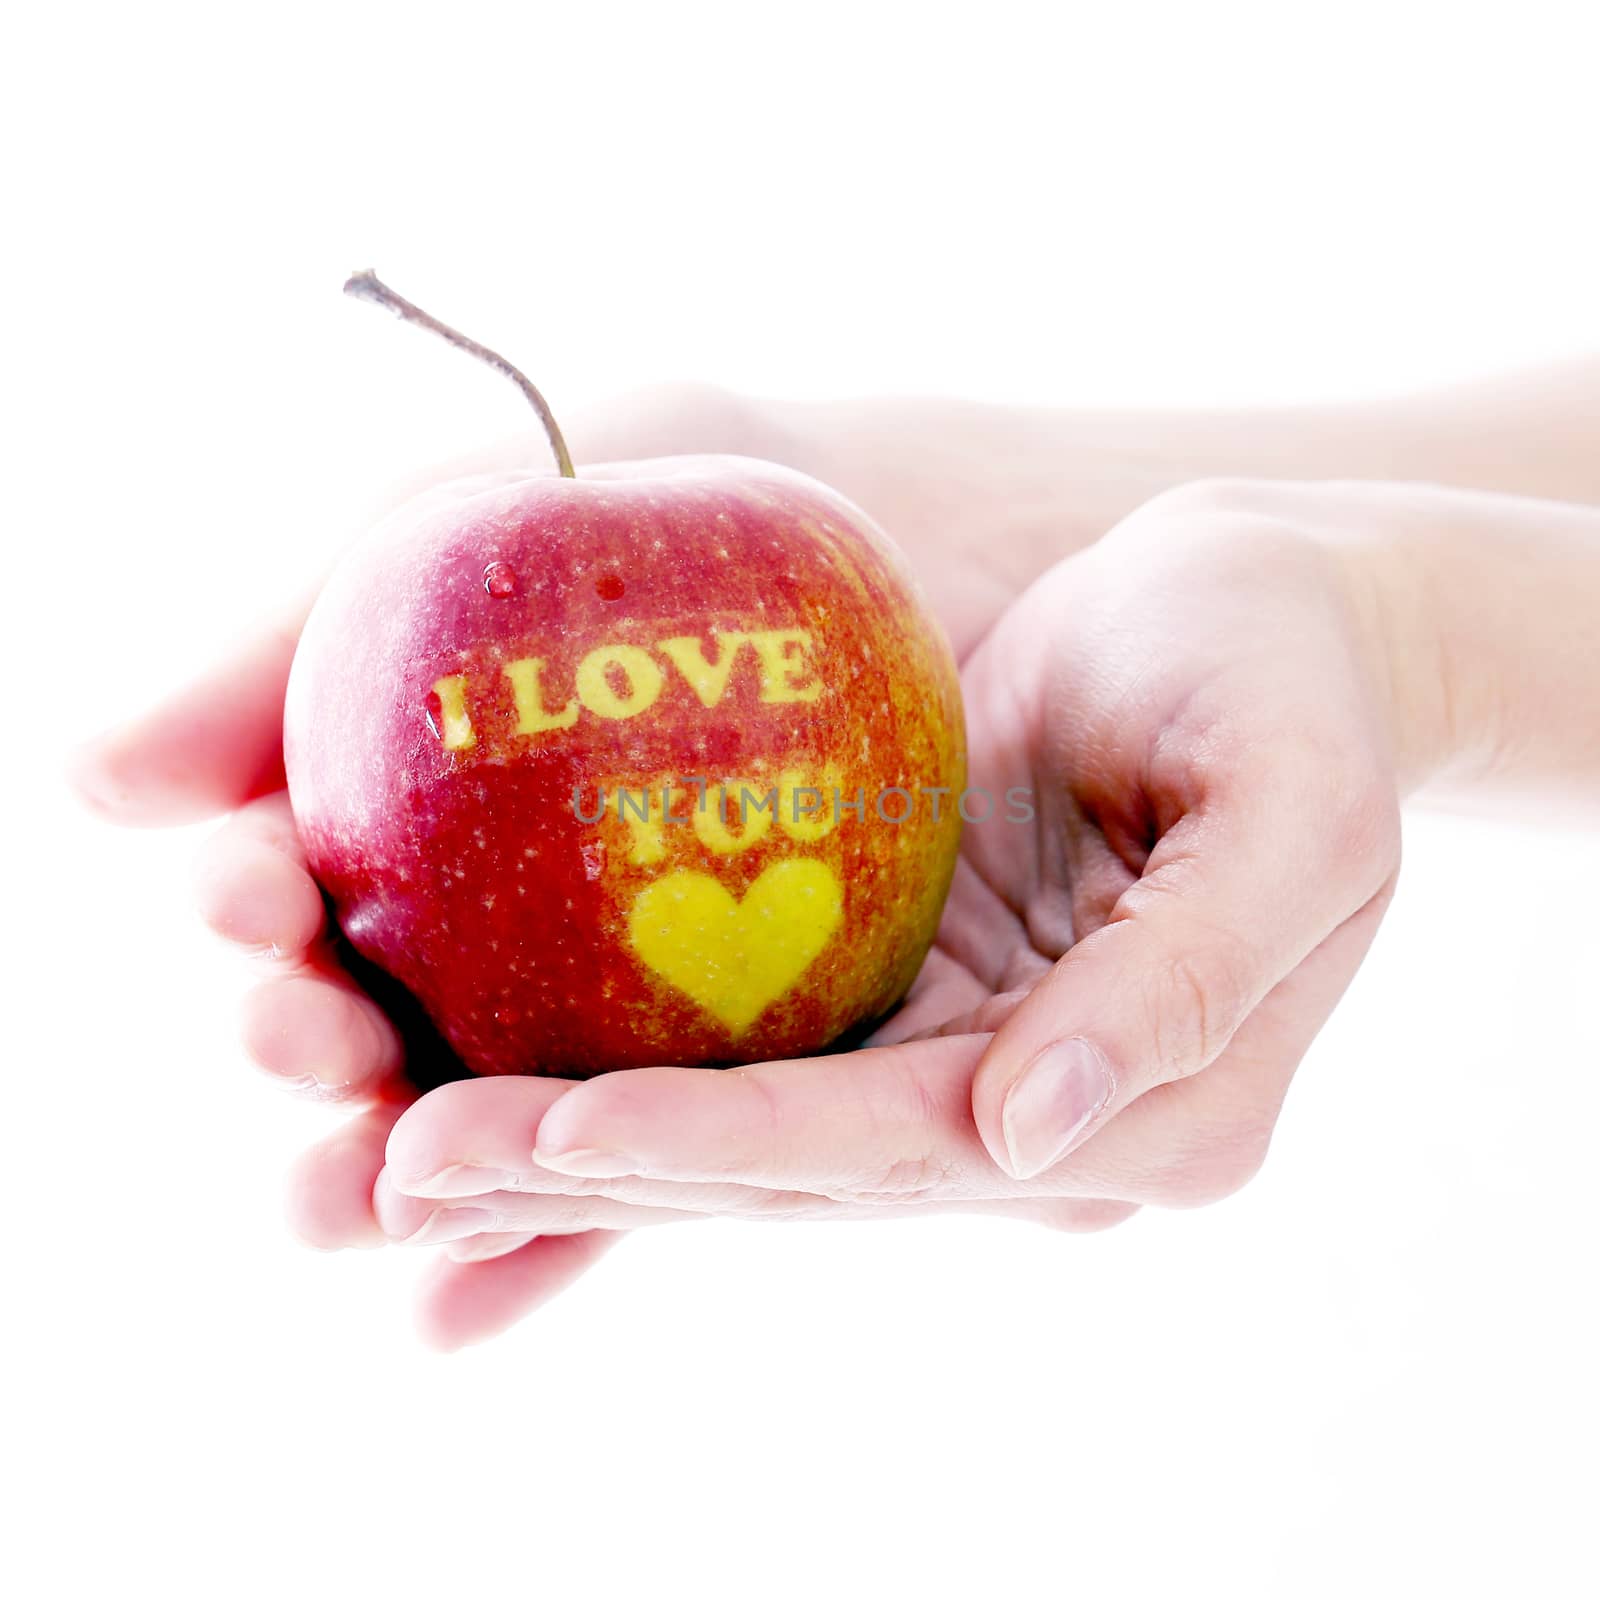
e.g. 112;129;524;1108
283;455;965;1077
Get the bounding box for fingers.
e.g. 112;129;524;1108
67;599;311;827
298;891;1380;1269
192;792;409;1101
865;946;991;1046
240;962;403;1100
1044;887;1394;1208
932;858;1054;993
973;761;1399;1179
412;1232;621;1352
374;1170;703;1241
384;1075;853;1217
192;792;406;1102
531;1034;997;1199
192;793;324;958
383;1076;580;1195
284;1104;406;1250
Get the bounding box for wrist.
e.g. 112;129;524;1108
1319;491;1476;798
1315;481;1600;810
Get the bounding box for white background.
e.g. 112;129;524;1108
6;3;1599;1596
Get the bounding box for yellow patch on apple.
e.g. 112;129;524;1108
627;859;844;1034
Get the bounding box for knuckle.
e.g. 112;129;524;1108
1140;476;1272;521
1126;477;1304;546
726;1067;789;1161
1144;934;1250;1080
1114;480;1343;599
854;1153;956;1200
831;1051;959;1200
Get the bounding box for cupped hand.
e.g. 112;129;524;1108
71;383;1107;1348
383;481;1408;1308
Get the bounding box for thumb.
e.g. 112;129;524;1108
66;594;313;828
971;773;1394;1179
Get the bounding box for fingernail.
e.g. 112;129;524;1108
999;1038;1115;1179
532;1146;638;1178
401;1206;498;1246
268;1072;358;1105
398;1163;524;1199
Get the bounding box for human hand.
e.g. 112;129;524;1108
377;481;1411;1301
72;359;1600;1346
72;382;1146;1346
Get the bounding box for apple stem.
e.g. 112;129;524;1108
343;270;577;479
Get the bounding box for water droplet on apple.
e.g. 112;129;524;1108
595;573;625;602
483;562;518;598
494;1005;520;1027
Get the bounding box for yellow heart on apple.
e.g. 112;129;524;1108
627;860;844;1034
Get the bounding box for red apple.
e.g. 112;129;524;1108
283;276;964;1077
